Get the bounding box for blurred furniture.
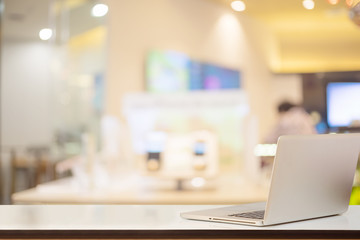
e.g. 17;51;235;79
12;175;268;204
11;146;56;194
0;155;2;204
0;205;359;239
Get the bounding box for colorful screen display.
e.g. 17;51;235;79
202;63;240;90
146;50;241;92
146;50;189;93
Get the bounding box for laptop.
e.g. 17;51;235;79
181;134;360;226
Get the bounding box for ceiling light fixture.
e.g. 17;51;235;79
302;0;315;10
231;0;246;12
349;1;360;26
39;28;52;41
346;0;354;7
91;3;108;17
327;0;339;5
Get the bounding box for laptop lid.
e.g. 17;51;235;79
264;134;360;225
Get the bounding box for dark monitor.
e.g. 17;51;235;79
326;82;360;129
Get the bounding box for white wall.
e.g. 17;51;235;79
0;0;304;147
271;74;303;107
1;40;52;147
104;0;299;140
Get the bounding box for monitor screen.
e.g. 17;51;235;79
326;82;360;128
202;63;241;90
146;50;241;92
146;50;189;93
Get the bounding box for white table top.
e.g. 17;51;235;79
0;204;359;230
0;205;359;238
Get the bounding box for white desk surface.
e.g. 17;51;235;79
12;175;268;204
0;205;359;239
0;204;359;230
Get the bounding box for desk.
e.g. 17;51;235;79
0;205;359;239
12;176;268;204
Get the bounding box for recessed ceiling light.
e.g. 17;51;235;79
303;0;315;10
231;0;246;12
327;0;339;5
39;28;52;41
91;3;108;17
346;0;354;7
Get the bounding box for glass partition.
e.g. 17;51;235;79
0;0;108;203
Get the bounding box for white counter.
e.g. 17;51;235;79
0;205;359;239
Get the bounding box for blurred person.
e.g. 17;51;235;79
258;101;317;179
264;101;317;144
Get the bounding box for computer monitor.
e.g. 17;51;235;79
326;82;360;129
146;50;241;92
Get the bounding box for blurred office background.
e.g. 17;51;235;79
1;0;360;204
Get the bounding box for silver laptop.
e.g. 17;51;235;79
181;133;360;226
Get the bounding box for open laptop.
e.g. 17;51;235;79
181;133;360;226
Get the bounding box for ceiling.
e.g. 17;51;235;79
211;0;360;73
2;0;360;73
1;0;51;41
1;0;103;42
213;0;357;31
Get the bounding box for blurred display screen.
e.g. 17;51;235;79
194;141;206;156
202;63;240;90
146;50;189;93
327;82;360;128
146;50;241;92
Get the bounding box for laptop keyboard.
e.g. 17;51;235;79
229;210;265;219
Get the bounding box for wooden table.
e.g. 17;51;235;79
0;205;359;239
12;175;269;204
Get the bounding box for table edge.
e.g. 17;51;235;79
0;229;359;239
